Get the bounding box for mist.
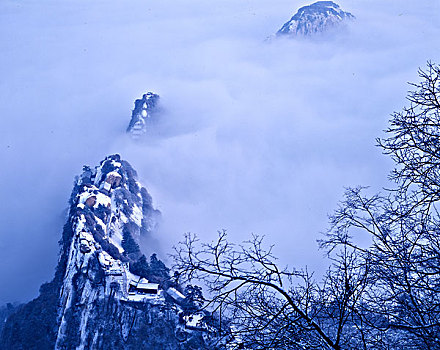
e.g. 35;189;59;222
0;0;439;305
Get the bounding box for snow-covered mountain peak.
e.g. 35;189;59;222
1;155;232;349
277;1;354;37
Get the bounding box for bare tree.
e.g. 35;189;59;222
324;186;440;349
173;63;440;350
378;61;440;199
173;231;368;350
324;62;440;349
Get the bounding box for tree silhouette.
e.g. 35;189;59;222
174;62;440;350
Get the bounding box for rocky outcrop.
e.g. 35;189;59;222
277;1;354;37
126;93;160;139
0;155;226;350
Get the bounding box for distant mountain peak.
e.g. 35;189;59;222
277;1;354;37
126;92;160;139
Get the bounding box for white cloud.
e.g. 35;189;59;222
0;0;439;303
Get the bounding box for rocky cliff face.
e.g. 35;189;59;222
126;92;160;139
277;1;354;37
54;154;163;349
0;155;225;350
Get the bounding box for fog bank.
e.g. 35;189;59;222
0;0;439;304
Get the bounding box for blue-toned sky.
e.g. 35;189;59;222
0;0;439;304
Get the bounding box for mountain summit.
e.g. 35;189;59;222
277;1;354;37
0;155;229;349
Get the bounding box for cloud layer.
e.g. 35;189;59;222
0;0;439;304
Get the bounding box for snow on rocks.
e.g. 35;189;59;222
53;154;228;348
55;155;163;349
276;1;354;37
126;92;160;139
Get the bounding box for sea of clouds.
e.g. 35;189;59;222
0;0;439;304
